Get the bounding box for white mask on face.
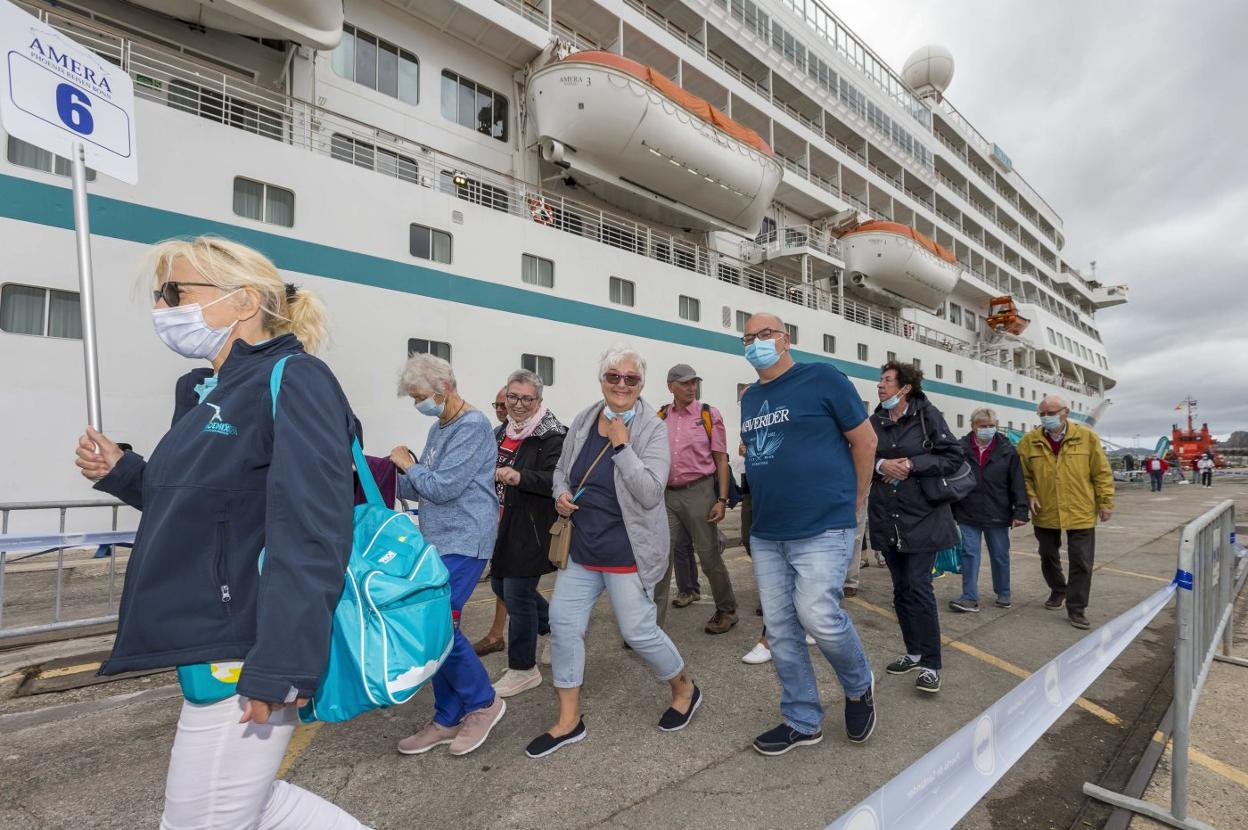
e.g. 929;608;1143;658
151;289;241;360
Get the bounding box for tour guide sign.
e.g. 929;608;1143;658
0;0;139;431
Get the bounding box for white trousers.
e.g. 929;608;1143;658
160;695;368;830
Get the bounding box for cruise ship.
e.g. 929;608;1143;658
0;0;1129;504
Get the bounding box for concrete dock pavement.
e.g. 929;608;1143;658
1;479;1245;829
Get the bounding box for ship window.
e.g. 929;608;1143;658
957;414;965;428
756;217;777;244
440;70;508;142
407;338;451;363
947;302;962;325
1047;328;1056;345
784;323;798;344
522;254;554;289
331;25;419;105
679;295;700;322
410;224;452;264
965;314;978;333
1064;336;1073;352
912;358;921;370
955;369;963;384
0;284;81;339
331;134;419;183
935;364;943;379
1006;383;1013;395
609;277;635;307
857;343;868;361
522;353;555;387
886;351;896;363
7;137;95;181
1020;386;1026;398
169;79;283;140
823;334;836;354
233;177;294;227
1032;390;1037;401
735;310;751;333
992;380;999;392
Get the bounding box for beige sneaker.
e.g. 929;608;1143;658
493;667;542;698
539;636;552;667
397;720;460;755
448;696;506;756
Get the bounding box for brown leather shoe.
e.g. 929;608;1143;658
472;635;504;656
672;591;701;608
1044;593;1065;610
1068;614;1090;630
843;586;858;598
704;611;738;635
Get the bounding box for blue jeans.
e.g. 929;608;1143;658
751;528;873;734
548;561;685;688
432;555;496;727
491;572;549;671
958;524;1012;603
1149;471;1164;491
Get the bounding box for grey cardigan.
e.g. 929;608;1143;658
552;398;671;590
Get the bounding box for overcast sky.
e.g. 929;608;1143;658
829;1;1248;446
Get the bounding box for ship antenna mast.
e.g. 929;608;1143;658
1182;396;1198;433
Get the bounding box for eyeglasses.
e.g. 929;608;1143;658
491;402;508;411
741;328;781;346
602;372;642;387
153;281;218;307
506;393;539;405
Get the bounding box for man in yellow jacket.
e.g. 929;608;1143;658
1017;395;1114;630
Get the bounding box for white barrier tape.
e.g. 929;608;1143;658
828;583;1177;830
0;530;135;554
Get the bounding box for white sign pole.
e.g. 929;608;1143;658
69;140;102;431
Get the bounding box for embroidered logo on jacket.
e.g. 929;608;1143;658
202;403;239;437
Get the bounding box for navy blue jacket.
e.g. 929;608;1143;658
94;335;355;703
952;433;1029;528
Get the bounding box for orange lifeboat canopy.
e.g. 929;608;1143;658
986;295;1030;335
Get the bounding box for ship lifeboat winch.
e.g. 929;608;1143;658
986;295;1030;336
528;51;783;237
840;220;961;311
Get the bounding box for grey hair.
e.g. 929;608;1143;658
506;368;544;398
1038;393;1069;412
398;353;457;397
598;343;647;388
969;407;997;425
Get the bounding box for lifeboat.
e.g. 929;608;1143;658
986;295;1030;335
840;220;961;311
126;1;343;49
528;51;783;237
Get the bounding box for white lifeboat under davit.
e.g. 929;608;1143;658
126;0;344;49
841;220;962;311
528;52;783;237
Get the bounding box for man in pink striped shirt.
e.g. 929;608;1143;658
653;364;738;634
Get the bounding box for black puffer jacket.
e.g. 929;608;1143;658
492;412;567;578
953;433;1029;528
867;393;962;554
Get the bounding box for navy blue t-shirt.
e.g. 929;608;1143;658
568;431;635;569
741;362;868;541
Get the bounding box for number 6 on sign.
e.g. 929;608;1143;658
56;83;95;135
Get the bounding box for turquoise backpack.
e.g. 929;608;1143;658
269;356;455;723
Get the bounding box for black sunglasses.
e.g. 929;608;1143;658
153;281;217;307
602;372;642;387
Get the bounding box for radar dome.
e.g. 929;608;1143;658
902;45;954;99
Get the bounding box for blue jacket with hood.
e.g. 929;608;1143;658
94;334;355;703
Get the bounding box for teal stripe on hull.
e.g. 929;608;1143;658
0;172;1087;418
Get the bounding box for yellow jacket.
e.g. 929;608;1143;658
1017;421;1114;530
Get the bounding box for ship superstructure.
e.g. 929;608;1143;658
0;0;1128;502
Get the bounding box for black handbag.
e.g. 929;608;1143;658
917;409;977;505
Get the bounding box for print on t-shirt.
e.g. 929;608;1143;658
741;400;788;465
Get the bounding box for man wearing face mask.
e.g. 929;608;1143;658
739;313;879;754
1017;395;1114;630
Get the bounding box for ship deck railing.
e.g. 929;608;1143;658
14;0;1101;401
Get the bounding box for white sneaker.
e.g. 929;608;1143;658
805;633;816;646
742;642;773;664
539;636;551;667
493;667;542;698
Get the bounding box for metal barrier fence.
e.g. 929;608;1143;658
1084;500;1244;830
0;500;135;640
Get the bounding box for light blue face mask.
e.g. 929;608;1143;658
415;395;444;417
603;405;636;425
880;393;903;411
744;337;781;370
975;427;997;442
1040;413;1064;431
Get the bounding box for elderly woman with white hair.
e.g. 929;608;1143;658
524;345;701;758
949;407;1029;614
390;353;505;758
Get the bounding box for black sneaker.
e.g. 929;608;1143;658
752;723;823;756
525;719;587;758
994;598;1013;609
658;685;703;732
886;655;921;675
949;598;980;613
844;678;876;744
915;668;941;694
